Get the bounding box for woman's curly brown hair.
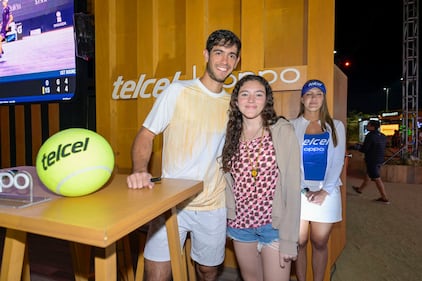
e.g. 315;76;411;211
221;75;281;173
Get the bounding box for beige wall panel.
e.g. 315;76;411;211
135;0;156;128
116;3;138;77
96;0;132;171
264;0;306;67
137;0;155;76
333;65;348;125
307;0;335;112
241;1;265;70
185;0;206;77
154;1;186;77
113;0;139;145
95;0;116;143
112;1;187;172
206;1;241;39
274;91;301;119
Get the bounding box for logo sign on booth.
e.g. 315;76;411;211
111;65;307;100
0;170;32;192
0;169;50;208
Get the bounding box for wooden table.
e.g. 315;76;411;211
0;174;203;281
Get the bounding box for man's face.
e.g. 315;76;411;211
204;44;240;83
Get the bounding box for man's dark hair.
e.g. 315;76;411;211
368;120;380;129
206;29;241;57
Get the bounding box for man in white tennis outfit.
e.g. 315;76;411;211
127;30;241;281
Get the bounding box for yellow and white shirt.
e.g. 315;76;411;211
143;79;230;210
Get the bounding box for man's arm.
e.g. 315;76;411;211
126;126;156;189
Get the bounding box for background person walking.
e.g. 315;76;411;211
352;120;390;204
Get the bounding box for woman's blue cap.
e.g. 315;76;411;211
301;79;326;96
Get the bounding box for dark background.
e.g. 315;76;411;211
335;1;406;115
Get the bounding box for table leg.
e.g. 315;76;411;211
0;229;27;281
94;243;117;281
22;243;31;281
70;242;93;281
117;236;135;281
165;207;187;281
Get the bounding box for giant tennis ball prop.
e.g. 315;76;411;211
36;128;115;197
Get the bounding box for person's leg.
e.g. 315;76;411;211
144;260;172;281
373;177;389;201
295;220;310;281
353;164;372;193
309;222;333;281
196;264;220;281
143;215;187;281
358;174;370;191
371;164;389;201
232;240;263;281
261;241;291;281
189;209;226;281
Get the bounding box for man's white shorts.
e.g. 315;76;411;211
143;208;227;266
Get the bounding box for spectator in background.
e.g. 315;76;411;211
391;129;401;148
352;120;390;204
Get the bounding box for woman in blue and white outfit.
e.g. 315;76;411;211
290;79;345;281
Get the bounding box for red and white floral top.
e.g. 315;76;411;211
228;135;279;228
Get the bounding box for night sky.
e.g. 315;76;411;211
335;1;404;115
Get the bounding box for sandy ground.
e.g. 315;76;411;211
331;157;422;281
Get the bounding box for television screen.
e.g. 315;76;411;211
0;0;76;104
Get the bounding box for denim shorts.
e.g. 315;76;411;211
227;223;279;244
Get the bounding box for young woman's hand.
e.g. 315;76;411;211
279;252;297;268
306;189;328;205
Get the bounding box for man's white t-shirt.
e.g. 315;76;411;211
143;78;230;210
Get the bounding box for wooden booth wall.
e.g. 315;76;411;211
95;0;343;174
95;0;346;280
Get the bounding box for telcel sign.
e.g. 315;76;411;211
112;65;306;100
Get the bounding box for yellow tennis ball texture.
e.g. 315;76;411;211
36;128;114;197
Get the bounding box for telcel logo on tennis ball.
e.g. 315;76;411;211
39;137;90;170
36;128;115;197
